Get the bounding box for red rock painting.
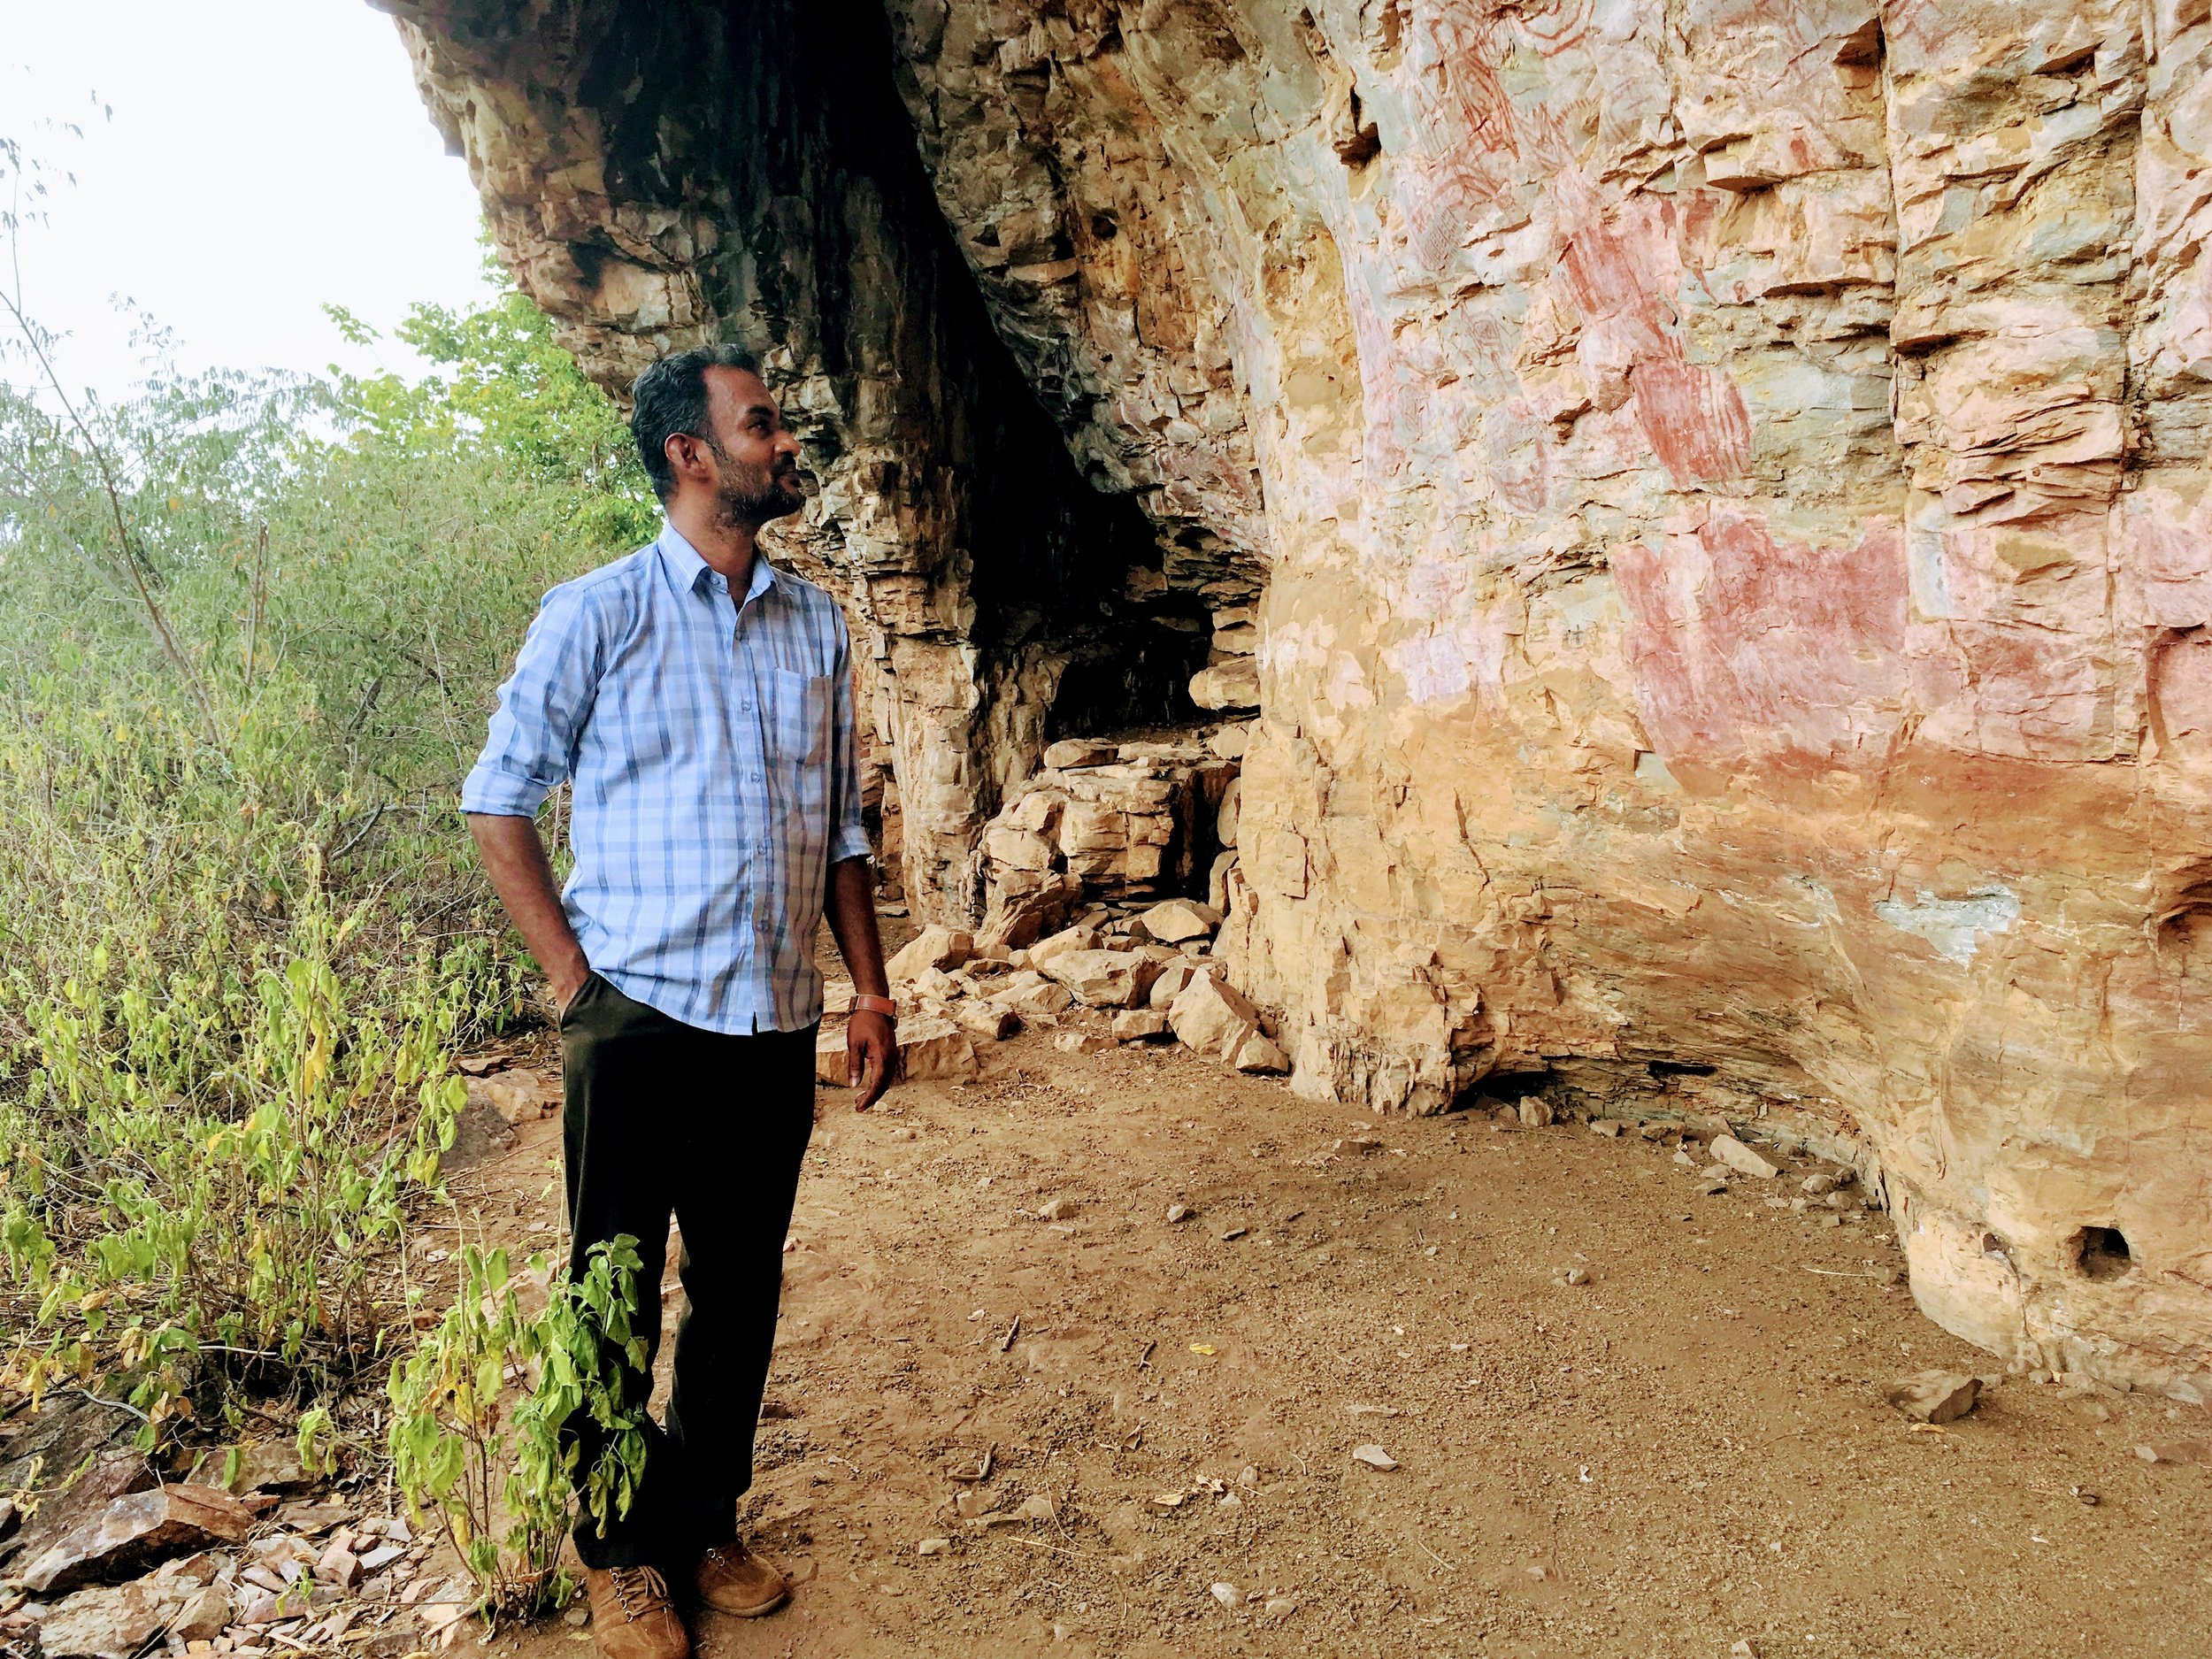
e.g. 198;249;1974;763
1613;511;1908;768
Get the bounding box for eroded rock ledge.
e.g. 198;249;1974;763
383;0;2212;1398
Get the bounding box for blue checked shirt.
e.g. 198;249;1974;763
462;523;871;1033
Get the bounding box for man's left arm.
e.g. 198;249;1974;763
826;857;893;1109
822;618;894;1109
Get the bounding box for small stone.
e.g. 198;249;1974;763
814;1026;850;1086
33;1579;186;1659
1350;1444;1398;1471
1885;1371;1982;1424
1711;1134;1779;1179
1232;1031;1290;1074
894;1022;982;1084
313;1541;363;1589
954;1001;1022;1041
1801;1171;1840;1196
1589;1119;1624;1138
1732;1642;1760;1657
472;1069;559;1126
1018;1494;1056;1521
1168;972;1263;1059
1036;1196;1078;1222
887;926;975;982
1053;1030;1110;1054
1210;1582;1240;1609
2134;1440;2208;1465
171;1586;229;1644
565;1605;592;1626
989;970;1074;1020
917;1538;951;1555
1026;926;1102;973
216;1441;316;1497
1146;957;1202;1010
1517;1096;1554;1128
1672;1147;1695;1166
20;1485;255;1596
1697;1179;1727;1196
1113;1008;1170;1042
1191;659;1260;711
1138;898;1222;945
1167;1203;1194;1224
1043;738;1116;769
1039;948;1160;1009
357;1545;403;1574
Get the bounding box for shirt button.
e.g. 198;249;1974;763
739;700;752;712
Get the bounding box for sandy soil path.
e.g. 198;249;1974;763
437;1011;2212;1659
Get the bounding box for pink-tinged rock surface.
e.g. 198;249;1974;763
386;0;2212;1394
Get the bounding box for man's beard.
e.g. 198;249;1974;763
708;442;805;530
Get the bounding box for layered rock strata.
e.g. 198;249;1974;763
388;0;2212;1395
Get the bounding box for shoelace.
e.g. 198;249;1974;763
608;1565;672;1623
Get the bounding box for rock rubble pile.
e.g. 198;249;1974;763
0;1410;470;1659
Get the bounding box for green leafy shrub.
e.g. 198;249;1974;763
0;143;655;1422
388;1235;652;1620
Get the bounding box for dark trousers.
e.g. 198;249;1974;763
557;971;817;1570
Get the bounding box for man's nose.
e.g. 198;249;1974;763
775;429;802;459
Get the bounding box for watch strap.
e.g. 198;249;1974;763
851;993;898;1018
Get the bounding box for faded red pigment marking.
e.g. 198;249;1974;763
1562;217;1655;322
1613;512;1908;769
1916;618;2115;764
1632;358;1755;487
1552;182;1752;486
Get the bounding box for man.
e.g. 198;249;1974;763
463;343;896;1659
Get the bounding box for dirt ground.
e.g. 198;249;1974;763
443;995;2212;1659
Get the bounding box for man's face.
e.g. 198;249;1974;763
690;366;805;529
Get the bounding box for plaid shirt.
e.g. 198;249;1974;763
462;523;870;1033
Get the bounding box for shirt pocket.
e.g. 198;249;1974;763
759;669;833;769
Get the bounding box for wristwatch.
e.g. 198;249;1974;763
851;994;898;1020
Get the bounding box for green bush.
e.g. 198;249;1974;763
0;180;655;1422
387;1235;652;1621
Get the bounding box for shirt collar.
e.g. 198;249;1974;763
657;519;782;606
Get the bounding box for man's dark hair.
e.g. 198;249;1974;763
630;343;764;501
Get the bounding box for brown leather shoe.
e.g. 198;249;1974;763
583;1564;690;1659
694;1537;790;1617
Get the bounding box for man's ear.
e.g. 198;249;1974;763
664;432;702;483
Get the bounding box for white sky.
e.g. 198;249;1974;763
3;0;494;403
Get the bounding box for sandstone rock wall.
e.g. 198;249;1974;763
388;0;2212;1396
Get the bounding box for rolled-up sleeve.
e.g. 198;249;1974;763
461;585;602;818
826;614;873;864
